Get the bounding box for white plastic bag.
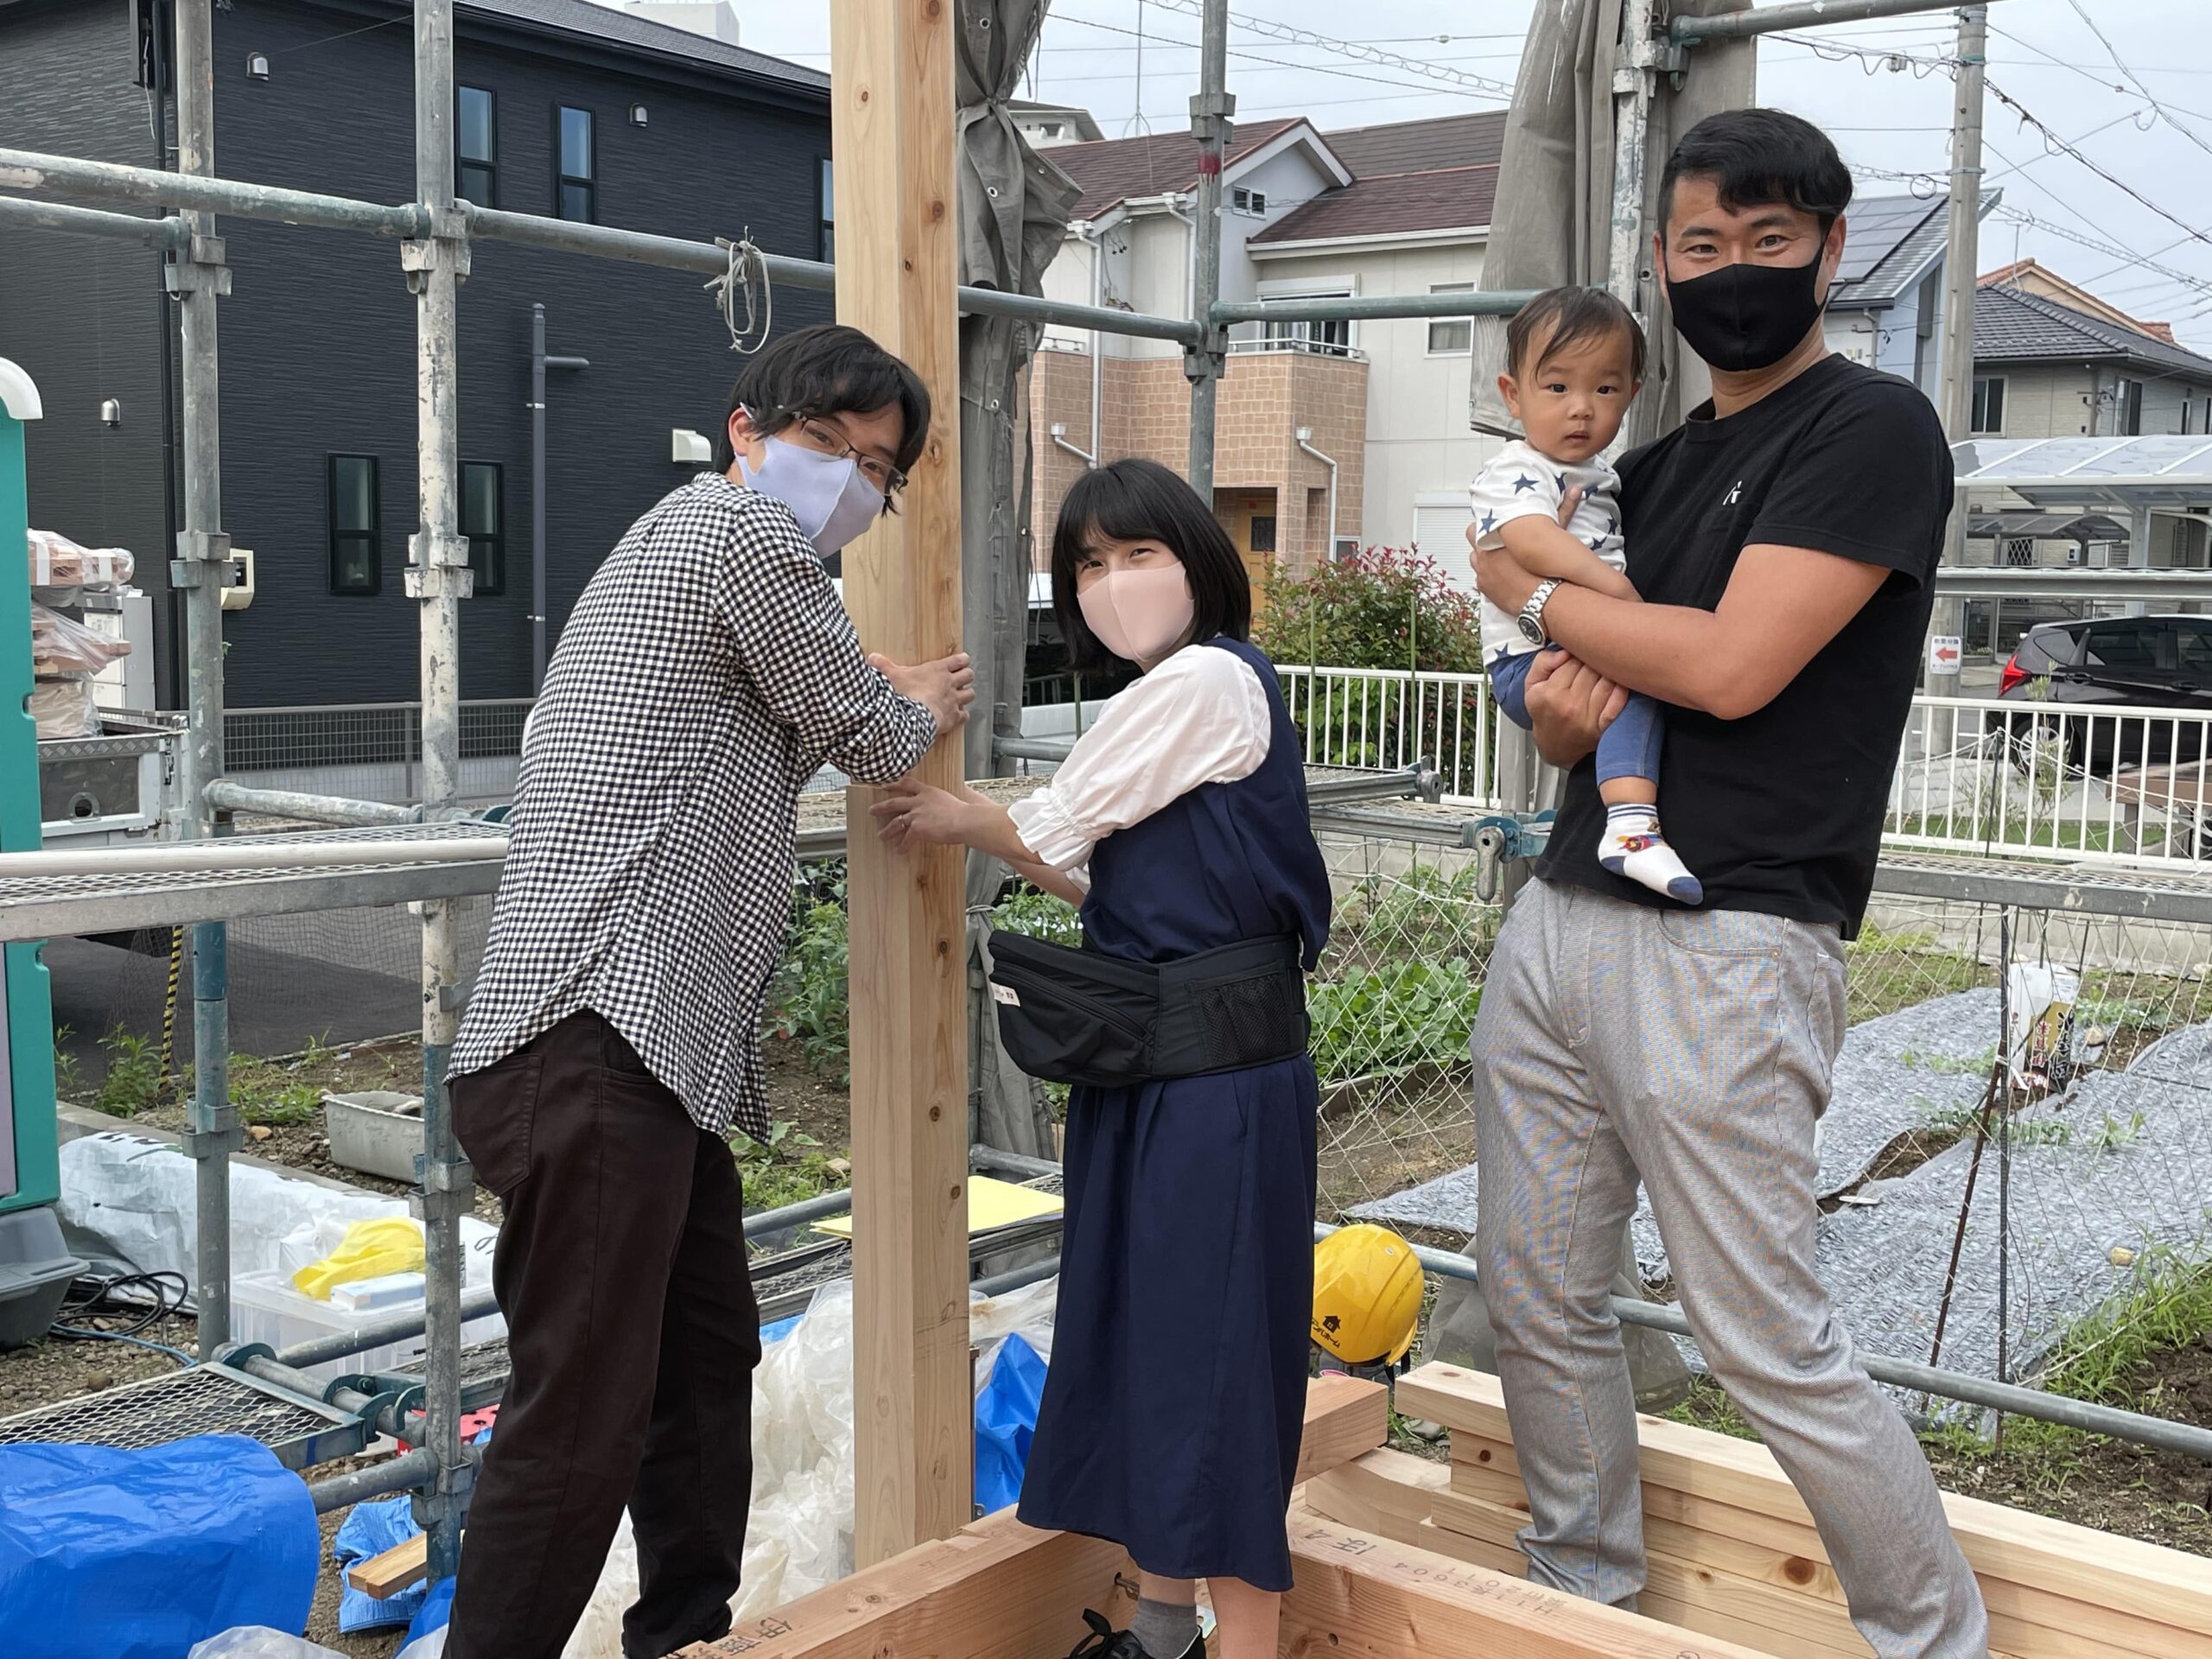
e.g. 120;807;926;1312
28;528;135;593
29;677;100;739
31;601;131;677
187;1630;346;1659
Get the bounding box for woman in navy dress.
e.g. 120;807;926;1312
874;459;1332;1659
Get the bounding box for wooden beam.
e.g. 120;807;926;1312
1281;1511;1783;1659
1302;1445;1449;1539
686;1510;1134;1659
830;0;972;1567
1292;1373;1392;1486
345;1530;432;1599
1405;1365;2212;1658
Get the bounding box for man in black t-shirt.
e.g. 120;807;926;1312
1471;110;1991;1656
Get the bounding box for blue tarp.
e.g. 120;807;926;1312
0;1434;317;1659
973;1334;1046;1515
334;1497;429;1632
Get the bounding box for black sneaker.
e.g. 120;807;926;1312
1059;1609;1205;1659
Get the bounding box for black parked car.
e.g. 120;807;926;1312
1996;614;2212;775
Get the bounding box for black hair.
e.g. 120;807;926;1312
1505;286;1646;385
1049;458;1250;671
713;322;931;484
1658;108;1853;240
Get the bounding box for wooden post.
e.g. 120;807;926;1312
830;0;973;1565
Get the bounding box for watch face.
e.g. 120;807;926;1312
1516;613;1545;646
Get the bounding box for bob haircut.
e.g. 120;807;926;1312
1050;458;1251;671
712;322;931;487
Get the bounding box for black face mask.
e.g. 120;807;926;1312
1663;255;1827;373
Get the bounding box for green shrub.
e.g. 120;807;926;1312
1309;959;1481;1085
94;1027;162;1119
766;898;852;1083
1254;545;1487;674
730;1119;846;1211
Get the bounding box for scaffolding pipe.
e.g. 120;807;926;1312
0;835;503;878
204;780;423;826
261;1286;505;1371
0;148;429;238
1183;0;1231;498
407;0;473;1585
167;0;239;1363
308;1446;441;1514
1312;1223;2212;1463
1670;0;2013;42
0;194;186;250
1211;290;1541;325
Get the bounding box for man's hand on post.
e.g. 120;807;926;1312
868;651;975;736
1522;650;1628;768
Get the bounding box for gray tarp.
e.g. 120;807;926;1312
1433;0;1756;1409
957;0;1081;1159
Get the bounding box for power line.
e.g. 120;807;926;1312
1052;13;1498;104
1127;0;1515;99
1984;79;2212;251
2063;0;2212;162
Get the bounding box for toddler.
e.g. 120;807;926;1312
1469;285;1700;904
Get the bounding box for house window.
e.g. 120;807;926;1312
818;157;834;264
1232;187;1268;217
2002;536;2035;568
1249;514;1278;554
457;86;496;204
328;454;380;596
1970;376;2005;435
1262;291;1351;355
2118;377;2143;436
556;105;595;222
1427;283;1474;355
462;461;505;597
2185;400;2196;436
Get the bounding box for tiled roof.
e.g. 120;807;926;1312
462;1;827;89
1249;164;1497;245
1323;111;1507;178
1050;120;1306;221
1975;283;2212;378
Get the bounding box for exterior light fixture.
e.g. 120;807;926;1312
245;52;270;80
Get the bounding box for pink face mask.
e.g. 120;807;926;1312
1077;562;1197;664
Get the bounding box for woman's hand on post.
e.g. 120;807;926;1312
868;651;975;736
869;778;974;855
1522;651;1628;768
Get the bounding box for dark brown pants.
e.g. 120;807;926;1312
444;1010;760;1659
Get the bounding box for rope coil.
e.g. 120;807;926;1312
706;232;774;356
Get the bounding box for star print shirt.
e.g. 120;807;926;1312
1467;438;1625;664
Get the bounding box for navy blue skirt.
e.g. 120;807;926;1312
1015;1054;1319;1592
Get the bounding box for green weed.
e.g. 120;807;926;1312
95;1027;162;1118
229;1054;321;1127
730;1118;846;1212
1309;959;1480;1086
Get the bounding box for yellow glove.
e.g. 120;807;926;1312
292;1217;427;1301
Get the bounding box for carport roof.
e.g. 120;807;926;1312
1952;436;2212;509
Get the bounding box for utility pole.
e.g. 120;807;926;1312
1927;3;1986;718
1185;0;1230;498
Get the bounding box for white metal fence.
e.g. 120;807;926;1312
1277;665;2212;869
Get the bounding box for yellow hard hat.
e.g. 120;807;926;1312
1313;1224;1423;1368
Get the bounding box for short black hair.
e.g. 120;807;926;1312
1050;458;1250;671
714;322;931;483
1505;286;1646;385
1659;108;1853;240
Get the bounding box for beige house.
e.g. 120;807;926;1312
1029;111;1505;591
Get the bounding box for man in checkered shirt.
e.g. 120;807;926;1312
443;325;971;1659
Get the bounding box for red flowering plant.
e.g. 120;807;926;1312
1254;546;1490;791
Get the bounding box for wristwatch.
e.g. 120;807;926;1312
1516;578;1563;648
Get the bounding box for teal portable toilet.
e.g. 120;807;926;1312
0;358;82;1346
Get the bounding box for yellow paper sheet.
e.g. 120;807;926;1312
810;1174;1064;1238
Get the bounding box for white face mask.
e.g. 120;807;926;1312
737;433;886;557
1077;562;1196;665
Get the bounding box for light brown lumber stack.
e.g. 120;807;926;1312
679;1373;1389;1656
1390;1362;2212;1659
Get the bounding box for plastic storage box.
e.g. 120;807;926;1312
231;1268;505;1386
0;1207;83;1349
322;1090;425;1183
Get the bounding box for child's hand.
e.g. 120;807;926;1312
1557;486;1585;527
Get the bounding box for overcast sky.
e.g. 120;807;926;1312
602;0;2212;351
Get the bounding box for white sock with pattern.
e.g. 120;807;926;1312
1599;804;1702;905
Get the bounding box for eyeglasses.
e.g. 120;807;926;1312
789;415;907;495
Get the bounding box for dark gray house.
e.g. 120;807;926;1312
0;0;835;708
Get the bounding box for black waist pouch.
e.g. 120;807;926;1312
986;929;1307;1089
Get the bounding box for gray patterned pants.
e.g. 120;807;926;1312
1471;879;1990;1659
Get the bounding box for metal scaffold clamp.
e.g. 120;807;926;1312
400;204;473;294
163;232;232;300
406;528;474;601
169;526;233;591
1465;810;1556;903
